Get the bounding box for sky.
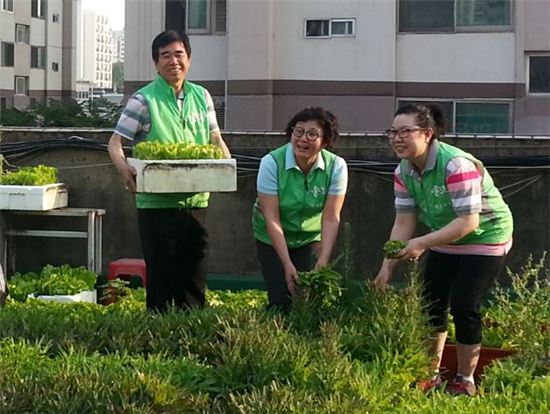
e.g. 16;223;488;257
83;0;125;31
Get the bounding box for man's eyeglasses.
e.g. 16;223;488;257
292;126;322;141
385;127;426;140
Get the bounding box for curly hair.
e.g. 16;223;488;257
284;107;340;150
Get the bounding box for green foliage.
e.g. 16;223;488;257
297;266;343;309
133;141;225;160
0;98;122;127
383;239;407;258
0;164;58;185
482;254;550;369
0;255;548;412
8;264;97;301
112;61;124;93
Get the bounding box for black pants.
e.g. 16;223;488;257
423;251;506;345
138;208;207;312
256;240;319;308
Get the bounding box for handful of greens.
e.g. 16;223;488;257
133;141;224;160
297;266;343;309
383;240;407;259
0;165;58;186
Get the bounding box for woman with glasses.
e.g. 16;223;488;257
374;103;513;396
252;107;348;309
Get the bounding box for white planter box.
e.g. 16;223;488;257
0;183;68;210
29;289;97;304
127;158;237;193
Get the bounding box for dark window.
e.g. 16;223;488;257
1;0;14;12
399;0;454;32
399;0;511;32
305;20;330;37
31;46;46;69
31;0;46;18
52;62;59;72
16;24;30;43
529;56;550;94
165;0;186;32
1;42;14;67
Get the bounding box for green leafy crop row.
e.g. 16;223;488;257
133;141;224;160
0;165;58;186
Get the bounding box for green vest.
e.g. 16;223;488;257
135;75;211;209
252;144;338;248
401;141;513;245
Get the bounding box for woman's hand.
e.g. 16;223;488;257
283;262;299;297
373;267;392;291
398;237;427;262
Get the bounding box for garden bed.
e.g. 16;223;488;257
0;257;548;413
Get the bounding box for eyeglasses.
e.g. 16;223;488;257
292;126;322;141
385;127;426;140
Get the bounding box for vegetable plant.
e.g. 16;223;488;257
0;165;58;186
8;264;97;301
133;141;224;160
297;266;343;309
383;240;407;258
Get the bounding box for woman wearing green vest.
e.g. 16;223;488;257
374;104;513;396
253;107;348;309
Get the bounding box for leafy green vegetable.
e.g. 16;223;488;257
297;266;343;309
0;165;58;186
8;265;97;301
133;141;224;160
383;240;407;259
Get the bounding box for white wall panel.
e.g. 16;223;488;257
396;33;516;83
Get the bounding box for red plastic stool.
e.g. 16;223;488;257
108;258;147;288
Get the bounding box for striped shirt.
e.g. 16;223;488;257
114;87;220;144
394;148;511;256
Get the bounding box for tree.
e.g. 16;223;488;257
112;62;124;94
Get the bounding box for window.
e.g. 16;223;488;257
1;42;14;67
399;0;511;32
15;77;29;96
52;13;60;23
31;0;46;18
31;46;46;69
16;24;30;43
398;99;512;134
528;55;550;94
1;0;13;12
166;0;226;34
305;18;355;38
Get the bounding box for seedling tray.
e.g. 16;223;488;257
127;158;237;193
0;183;68;210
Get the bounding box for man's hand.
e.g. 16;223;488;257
283;262;299;297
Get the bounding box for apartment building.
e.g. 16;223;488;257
112;29;124;63
0;0;79;110
125;0;549;134
77;9;113;92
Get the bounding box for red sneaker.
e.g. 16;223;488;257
446;375;477;396
417;375;443;392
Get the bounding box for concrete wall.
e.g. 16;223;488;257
0;128;549;283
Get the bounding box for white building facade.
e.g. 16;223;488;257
112;29;124;63
124;0;549;134
77;8;113;92
0;0;79;110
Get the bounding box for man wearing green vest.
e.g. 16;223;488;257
252;107;348;309
374;104;513;396
108;30;230;312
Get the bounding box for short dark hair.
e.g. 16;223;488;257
395;103;446;139
151;30;191;62
284;107;340;149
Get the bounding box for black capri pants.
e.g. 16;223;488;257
256;240;319;309
423;250;506;345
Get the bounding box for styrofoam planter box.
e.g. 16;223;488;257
29;289;97;304
127;158;237;193
0;183;68;210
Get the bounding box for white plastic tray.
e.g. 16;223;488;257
0;183;68;210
